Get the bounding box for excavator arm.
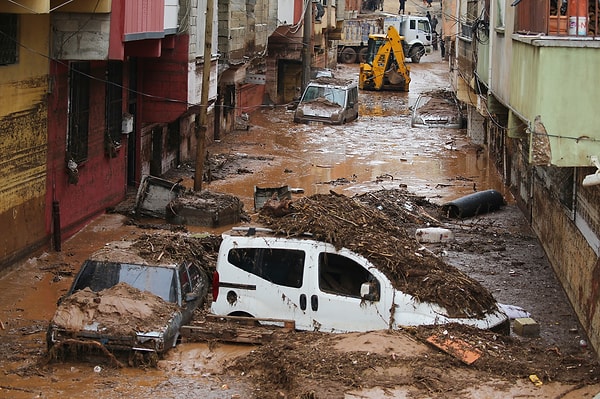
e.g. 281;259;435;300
359;25;411;92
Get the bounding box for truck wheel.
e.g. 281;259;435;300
339;48;357;64
358;48;368;63
409;46;423;63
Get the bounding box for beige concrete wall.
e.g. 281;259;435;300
531;181;600;355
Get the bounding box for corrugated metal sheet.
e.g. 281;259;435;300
124;0;165;36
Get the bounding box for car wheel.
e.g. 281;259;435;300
339;48;357;64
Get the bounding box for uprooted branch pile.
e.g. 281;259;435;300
130;232;222;273
258;191;496;318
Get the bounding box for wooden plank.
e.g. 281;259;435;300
425;334;482;365
205;314;295;331
181;324;276;345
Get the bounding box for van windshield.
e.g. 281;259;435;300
302;86;346;107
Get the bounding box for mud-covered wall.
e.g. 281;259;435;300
487;101;600;357
0;14;49;270
530;180;600;355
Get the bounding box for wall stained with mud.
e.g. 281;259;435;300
531;181;600;356
0;104;48;268
0;14;50;270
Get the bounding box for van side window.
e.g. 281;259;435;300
318;253;379;299
228;248;305;288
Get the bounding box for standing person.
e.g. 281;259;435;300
430;14;438;50
426;0;432;6
398;0;406;13
430;14;438;32
426;11;431;23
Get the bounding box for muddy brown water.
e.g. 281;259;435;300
202;60;508;215
1;59;598;398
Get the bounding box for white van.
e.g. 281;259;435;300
211;228;509;333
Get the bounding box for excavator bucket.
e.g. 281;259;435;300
386;69;406;85
385;68;410;91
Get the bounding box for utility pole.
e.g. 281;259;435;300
195;0;214;191
302;0;312;91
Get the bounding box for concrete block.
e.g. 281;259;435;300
513;318;540;337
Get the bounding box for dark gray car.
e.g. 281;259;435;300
47;240;209;363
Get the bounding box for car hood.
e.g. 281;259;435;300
51;283;179;336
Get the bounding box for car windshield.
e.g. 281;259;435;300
72;260;179;303
302;86;346;107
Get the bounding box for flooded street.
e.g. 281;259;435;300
203;60;507;212
1;59;598;399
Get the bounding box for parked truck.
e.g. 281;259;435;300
338;13;433;64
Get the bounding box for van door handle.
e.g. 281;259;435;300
310;295;318;311
300;294;307;311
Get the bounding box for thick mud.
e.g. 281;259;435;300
1;56;599;398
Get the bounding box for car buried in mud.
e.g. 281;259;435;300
293;78;359;125
46;240;209;363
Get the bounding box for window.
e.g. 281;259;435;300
496;0;505;28
228;248;305;288
459;0;478;39
418;19;431;34
318;252;379;299
516;0;599;36
105;61;123;148
0;14;17;65
68;62;91;163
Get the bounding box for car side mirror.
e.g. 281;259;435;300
185;292;198;303
360;282;380;301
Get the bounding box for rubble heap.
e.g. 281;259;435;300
258;191;497;318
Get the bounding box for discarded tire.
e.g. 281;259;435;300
441;189;505;218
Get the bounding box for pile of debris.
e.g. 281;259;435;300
129;232;222;274
258;190;497;318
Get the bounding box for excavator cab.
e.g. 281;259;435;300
359;26;411;92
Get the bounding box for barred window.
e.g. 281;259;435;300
68;62;91;163
0;14;18;65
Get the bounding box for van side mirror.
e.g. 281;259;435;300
360;282;380;301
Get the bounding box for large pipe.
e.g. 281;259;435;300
441;189;506;218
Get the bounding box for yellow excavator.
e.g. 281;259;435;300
358;25;411;91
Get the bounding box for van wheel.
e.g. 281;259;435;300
409;46;423;63
339;48;357;64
